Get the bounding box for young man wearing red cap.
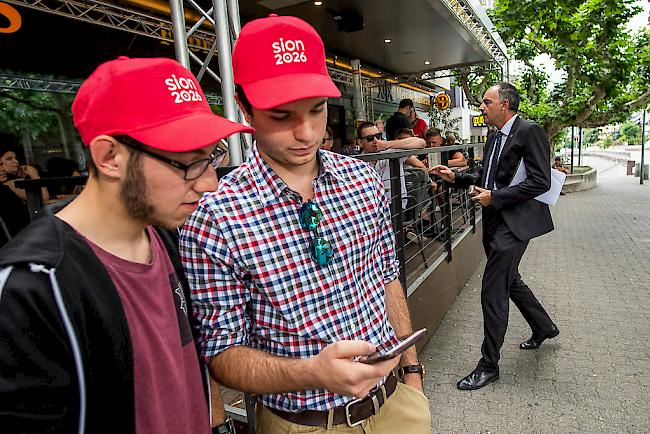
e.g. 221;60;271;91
181;15;431;433
0;57;252;434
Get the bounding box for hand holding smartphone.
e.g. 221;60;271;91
358;328;427;364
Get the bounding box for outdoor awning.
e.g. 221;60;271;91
239;0;507;76
1;0;506;85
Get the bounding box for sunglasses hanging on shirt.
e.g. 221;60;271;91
299;200;335;267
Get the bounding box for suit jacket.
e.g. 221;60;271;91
455;116;554;241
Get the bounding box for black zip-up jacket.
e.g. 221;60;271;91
0;214;207;433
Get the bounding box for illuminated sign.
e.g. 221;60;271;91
160;27;212;53
0;2;22;34
472;115;487;127
433;92;450;110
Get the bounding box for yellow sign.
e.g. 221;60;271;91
434;93;450;110
472;115;487;127
160;27;212;53
0;2;22;34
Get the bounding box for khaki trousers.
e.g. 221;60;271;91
256;383;431;434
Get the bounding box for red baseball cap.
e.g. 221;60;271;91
72;56;254;152
232;15;341;110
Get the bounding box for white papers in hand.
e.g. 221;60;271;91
509;159;566;206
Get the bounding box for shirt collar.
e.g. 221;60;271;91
318;149;346;183
248;145;345;206
499;114;518;137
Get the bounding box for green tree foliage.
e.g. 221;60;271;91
603;136;614;148
460;0;650;142
619;120;642;145
582;128;601;146
0;88;61;140
1;72;81;162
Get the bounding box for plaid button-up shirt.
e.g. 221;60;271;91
179;146;400;412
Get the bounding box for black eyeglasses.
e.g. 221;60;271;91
115;135;228;181
299;200;334;267
360;133;382;142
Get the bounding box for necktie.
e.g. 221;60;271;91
486;132;504;190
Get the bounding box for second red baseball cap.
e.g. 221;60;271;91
232;15;341;110
72;56;254;153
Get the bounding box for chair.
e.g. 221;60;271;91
0;216;11;247
403;168;432;267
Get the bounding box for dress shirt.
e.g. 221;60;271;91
484;114;518;190
179;146;400;412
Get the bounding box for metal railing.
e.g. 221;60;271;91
355;143;484;293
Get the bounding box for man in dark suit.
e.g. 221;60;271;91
431;82;559;391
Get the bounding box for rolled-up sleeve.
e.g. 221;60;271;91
179;201;251;363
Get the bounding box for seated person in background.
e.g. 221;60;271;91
420;127;444;165
393;128;428;170
321;125;334;151
443;132;468;167
46;157;82;197
0;167;29;244
0;145;36;241
422;129;448;211
0;145;49;203
554;156;569;174
357;121;425;208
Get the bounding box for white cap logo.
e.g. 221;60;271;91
272;38;307;65
164;74;203;104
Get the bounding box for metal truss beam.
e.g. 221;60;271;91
439;0;507;65
4;0;216;51
420;61;504;80
0;74;82;94
327;67;354;85
0;73;223;104
362;60;503;90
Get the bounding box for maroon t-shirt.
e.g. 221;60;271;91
89;227;210;434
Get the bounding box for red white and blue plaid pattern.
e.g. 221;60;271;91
179;146;400;412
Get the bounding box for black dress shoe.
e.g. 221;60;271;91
456;368;499;390
520;324;559;350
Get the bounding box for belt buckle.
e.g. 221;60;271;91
345;397;364;427
345;387;382;427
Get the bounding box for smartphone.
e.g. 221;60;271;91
358;328;427;364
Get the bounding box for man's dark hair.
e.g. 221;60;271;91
425;127;442;139
398;99;414;109
235;85;253;115
495;82;520;112
356;121;375;138
0;133;20;160
394;128;414;139
0;144;14;160
555;156;562;161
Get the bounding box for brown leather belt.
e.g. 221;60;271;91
267;373;398;427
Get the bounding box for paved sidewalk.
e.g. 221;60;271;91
421;157;650;433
